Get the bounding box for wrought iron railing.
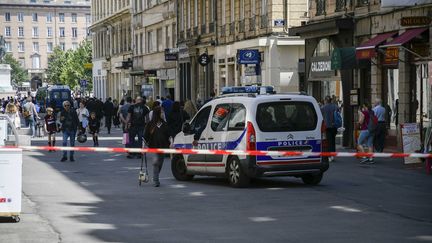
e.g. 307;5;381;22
335;0;346;11
316;0;326;16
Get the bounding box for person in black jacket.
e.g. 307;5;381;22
167;101;190;138
144;106;171;187
88;112;101;147
103;97;115;134
59;100;79;162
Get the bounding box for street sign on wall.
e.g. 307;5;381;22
198;53;210;66
237;49;261;64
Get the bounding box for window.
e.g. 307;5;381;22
5;42;12;52
18;27;24;37
256;102;318;132
230;0;235;22
33;42;39;52
71;13;77;23
211;104;231;131
47;42;53;52
59;27;65;37
172;23;176;47
85;14;91;24
191;106;211;135
157;28;163;52
222;0;226;25
194;0;198;27
251;0;256;16
32;27;39;37
5;12;11;22
72;27;77;37
5;27;11;37
17;12;24;22
140;33;144;54
228;104;246;131
59;13;65;22
47;27;53;37
261;0;267;15
46;12;53;22
210;0;215;22
240;0;245;20
32;13;38;22
146;31;153;53
72;42;78;50
179;0;184;31
187;0;191;29
201;0;206;25
165;26;170;49
32;55;40;69
18;42;25;52
316;0;326;15
60;42;65;51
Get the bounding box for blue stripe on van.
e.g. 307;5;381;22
174;129;246;150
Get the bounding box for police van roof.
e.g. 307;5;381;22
48;85;70;91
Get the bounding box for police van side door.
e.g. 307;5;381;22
186;106;212;172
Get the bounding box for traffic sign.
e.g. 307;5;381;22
84;63;93;69
80;79;87;87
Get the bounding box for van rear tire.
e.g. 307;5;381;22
171;156;194;181
227;157;250;188
301;173;323;185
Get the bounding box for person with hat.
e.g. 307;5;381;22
44;107;58;152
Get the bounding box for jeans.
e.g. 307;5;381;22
325;128;337;152
358;130;374;148
152;154;165;183
26;117;35;137
62;130;76;158
129;126;144;154
374;122;386;152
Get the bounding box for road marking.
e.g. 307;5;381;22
409;235;432;241
189;191;205;197
267;188;284;191
249;217;277;222
330;205;362;213
112;154;123;157
170;184;186;189
103;158;117;162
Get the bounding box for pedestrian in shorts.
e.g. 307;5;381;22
357;103;374;164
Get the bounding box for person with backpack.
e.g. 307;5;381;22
126;96;150;159
144;106;171;187
321;96;339;162
357;103;376;164
23;97;40;138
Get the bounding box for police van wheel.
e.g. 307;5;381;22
171;156;194;181
301;173;323;185
227;157;249;188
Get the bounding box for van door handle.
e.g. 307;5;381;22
208;137;214;140
200;138;206;141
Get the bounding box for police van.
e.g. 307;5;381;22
171;86;329;187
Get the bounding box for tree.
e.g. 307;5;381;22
46;47;67;85
0;53;28;85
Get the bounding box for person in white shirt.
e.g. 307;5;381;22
76;101;89;135
23;97;40;137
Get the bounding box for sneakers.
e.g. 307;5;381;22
360;157;369;164
61;157;67;162
70;156;75;162
153;181;160;187
328;156;334;162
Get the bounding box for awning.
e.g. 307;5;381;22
356;32;397;59
380;27;428;48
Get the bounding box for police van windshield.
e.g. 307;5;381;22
256;102;317;132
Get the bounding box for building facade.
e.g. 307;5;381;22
90;0;132;101
131;0;177;99
290;0;432;148
0;0;91;89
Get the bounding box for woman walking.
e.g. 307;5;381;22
113;99;121;128
5;102;21;129
76;101;89;135
357;103;374;164
144;106;171;187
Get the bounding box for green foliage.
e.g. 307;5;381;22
46;40;93;90
0;53;28;85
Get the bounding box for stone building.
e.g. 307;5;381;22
0;0;91;89
89;0;132;100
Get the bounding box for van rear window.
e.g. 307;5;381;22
256;102;318;132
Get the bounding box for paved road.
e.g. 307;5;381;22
1;128;432;242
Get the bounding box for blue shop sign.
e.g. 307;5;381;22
238;49;261;64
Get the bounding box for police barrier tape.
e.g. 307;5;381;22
1;145;432;159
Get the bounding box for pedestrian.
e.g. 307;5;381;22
168;101;190;138
126;96;150;159
149;101;166;121
76;101;89;135
6;102;21;129
161;94;173;118
119;96;132;132
113;99;120;128
183;99;197;118
103;97;115;134
321;96;338;162
88;112;100;147
23;97;40;138
357;103;375;164
373;98;387;152
44;107;58;152
59;101;79;162
144;106;171;187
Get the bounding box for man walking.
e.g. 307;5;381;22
126;96;150;159
321;96;338;162
119;96;132;133
103;97;115;134
59;101;79;162
373;98;387;152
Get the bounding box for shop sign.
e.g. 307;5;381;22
178;44;189;59
356;49;376;60
401;16;431;26
310;56;335;79
274;19;285;27
198;53;210;66
165;48;178;61
237;49;261;64
383;47;399;68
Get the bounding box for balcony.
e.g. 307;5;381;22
335;0;346;11
201;24;206;34
249;16;256;31
260;15;268;29
220;25;226;37
209;22;215;33
229;22;235;35
316;0;326;16
239;20;245;33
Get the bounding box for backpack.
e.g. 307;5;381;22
333;110;342;129
368;110;378;133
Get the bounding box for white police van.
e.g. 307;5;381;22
171;86;329;187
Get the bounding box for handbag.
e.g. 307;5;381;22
122;132;129;145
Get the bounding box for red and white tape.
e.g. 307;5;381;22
1;145;432;159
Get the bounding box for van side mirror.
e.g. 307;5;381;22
182;122;191;134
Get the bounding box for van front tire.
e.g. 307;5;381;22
227;157;250;188
171;156;194;181
301;173;323;185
